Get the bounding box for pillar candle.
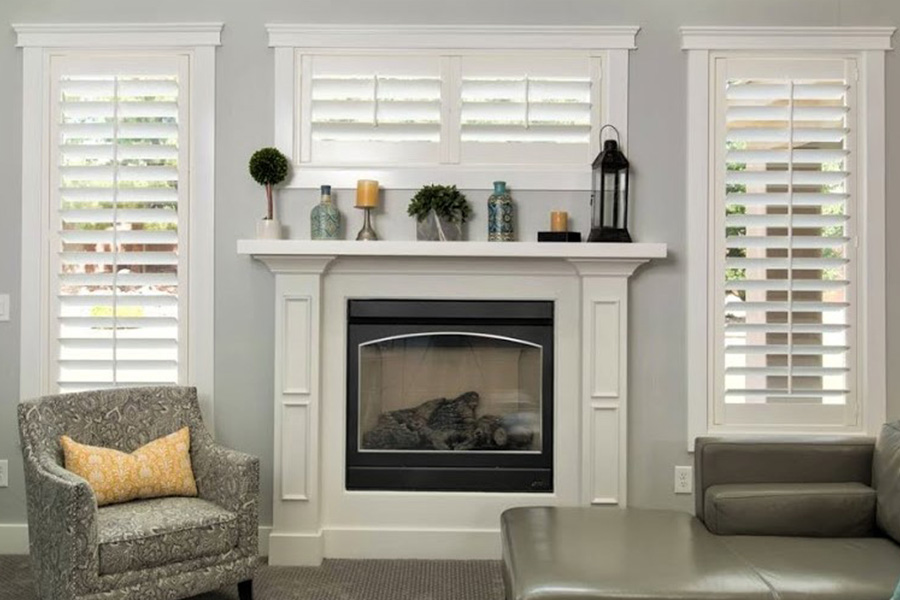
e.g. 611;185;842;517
356;180;379;208
550;211;568;232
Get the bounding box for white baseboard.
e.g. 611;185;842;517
0;524;29;554
258;525;272;557
3;523;499;564
1;524;273;557
267;531;324;566
326;527;501;560
266;527;501;566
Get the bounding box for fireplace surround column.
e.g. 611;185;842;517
267;256;332;565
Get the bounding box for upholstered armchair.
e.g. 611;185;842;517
17;386;259;600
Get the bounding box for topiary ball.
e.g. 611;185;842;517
249;147;290;186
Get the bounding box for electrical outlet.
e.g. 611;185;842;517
0;460;8;487
0;294;9;322
674;465;692;494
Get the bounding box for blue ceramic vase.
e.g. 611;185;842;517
311;185;341;240
487;181;514;241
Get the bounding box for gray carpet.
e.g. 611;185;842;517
0;555;505;600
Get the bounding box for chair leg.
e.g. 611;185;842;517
238;579;253;600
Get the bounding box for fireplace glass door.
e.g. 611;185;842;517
346;299;553;493
359;333;542;454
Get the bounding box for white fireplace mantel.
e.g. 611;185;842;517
238;239;667;566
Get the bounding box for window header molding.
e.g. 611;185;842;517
680;26;895;51
13;23;224;48
266;24;639;50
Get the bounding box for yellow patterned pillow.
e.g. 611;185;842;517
60;427;198;507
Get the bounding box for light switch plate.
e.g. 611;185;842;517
0;460;8;487
0;294;9;322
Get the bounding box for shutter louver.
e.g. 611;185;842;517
717;58;856;426
52;58;185;393
459;56;595;165
307;55;442;164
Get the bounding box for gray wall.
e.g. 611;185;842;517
1;0;898;528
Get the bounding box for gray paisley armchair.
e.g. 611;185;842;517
17;386;259;600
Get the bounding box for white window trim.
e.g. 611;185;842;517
15;23;221;424
683;26;895;449
268;24;639;190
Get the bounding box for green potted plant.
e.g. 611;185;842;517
249;147;290;239
407;184;472;241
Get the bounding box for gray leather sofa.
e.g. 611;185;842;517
501;425;900;600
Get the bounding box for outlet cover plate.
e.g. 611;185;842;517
674;465;692;494
0;294;9;322
0;460;8;487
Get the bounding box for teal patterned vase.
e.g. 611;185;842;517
487;181;514;241
311;185;341;240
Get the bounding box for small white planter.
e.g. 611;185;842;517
256;219;283;240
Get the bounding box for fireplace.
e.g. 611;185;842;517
346;299;554;493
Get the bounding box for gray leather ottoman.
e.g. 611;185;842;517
501;506;900;600
501;508;771;600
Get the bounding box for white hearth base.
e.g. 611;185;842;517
239;241;666;566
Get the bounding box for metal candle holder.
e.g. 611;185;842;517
355;206;378;241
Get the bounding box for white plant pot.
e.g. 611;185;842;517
256;219;283;240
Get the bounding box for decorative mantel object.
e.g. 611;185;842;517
538;231;582;242
237;239;666;566
538;210;581;242
589;125;632;243
487;181;515;241
249;147;289;240
355;180;379;241
407;184;471;241
311;185;341;240
550;211;569;232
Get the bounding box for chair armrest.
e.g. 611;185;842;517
192;440;260;557
23;457;99;599
192;442;259;512
694;436;875;522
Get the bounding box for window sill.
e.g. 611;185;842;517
285;164;592;191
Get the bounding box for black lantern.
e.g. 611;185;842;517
588;125;631;243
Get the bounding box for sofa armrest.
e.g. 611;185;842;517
192;440;260;556
693;436;875;524
23;457;99;600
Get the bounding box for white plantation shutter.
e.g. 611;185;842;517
296;53;602;169
50;55;189;393
714;57;857;427
303;55;442;164
459;56;596;165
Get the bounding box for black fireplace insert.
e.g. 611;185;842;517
346;299;554;493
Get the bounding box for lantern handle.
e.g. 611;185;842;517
598;124;621;146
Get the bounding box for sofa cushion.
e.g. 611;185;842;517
720;535;900;600
704;482;876;537
97;496;237;575
501;507;772;600
875;421;900;543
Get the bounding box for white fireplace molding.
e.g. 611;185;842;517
238;240;666;565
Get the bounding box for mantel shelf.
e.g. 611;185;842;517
237;239;667;260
